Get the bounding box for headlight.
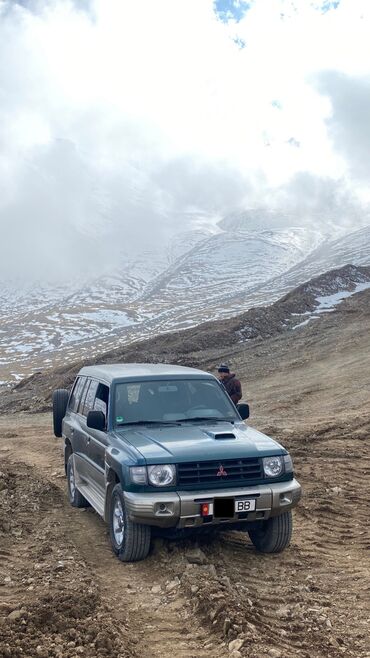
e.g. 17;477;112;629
263;456;283;478
148;464;176;487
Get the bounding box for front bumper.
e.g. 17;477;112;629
124;478;302;529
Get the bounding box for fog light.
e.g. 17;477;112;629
155;502;174;516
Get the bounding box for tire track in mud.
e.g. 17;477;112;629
1;414;370;658
0;418;228;658
61;507;227;658
0;460;135;658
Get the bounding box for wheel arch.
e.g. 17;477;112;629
64;439;73;475
104;464;122;522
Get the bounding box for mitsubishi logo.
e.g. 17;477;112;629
217;464;228;477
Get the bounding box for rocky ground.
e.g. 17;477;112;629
0;281;369;657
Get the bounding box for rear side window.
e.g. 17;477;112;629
69;377;87;413
80;379;99;417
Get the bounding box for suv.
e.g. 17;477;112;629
53;364;301;562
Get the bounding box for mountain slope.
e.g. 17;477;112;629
0;221;369;385
2;263;369;414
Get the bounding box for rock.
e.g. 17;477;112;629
220;575;232;590
7;609;23;621
203;564;217;577
229;638;244;652
230;652;241;658
223;618;231;634
276;605;290;618
165;577;180;592
268;649;283;658
185;547;207;565
151;585;162;595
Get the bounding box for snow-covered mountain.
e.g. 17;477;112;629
0;217;369;385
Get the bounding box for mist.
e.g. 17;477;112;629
1;0;370;285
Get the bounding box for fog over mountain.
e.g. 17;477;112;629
1;0;370;285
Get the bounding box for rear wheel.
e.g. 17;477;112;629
66;455;89;508
109;484;151;562
52;389;69;437
248;510;293;553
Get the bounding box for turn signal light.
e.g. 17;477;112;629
200;503;210;517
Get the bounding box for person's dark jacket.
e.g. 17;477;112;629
222;373;242;405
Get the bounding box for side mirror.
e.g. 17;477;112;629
237;403;250;420
87;410;106;431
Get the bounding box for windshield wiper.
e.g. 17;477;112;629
179;417;235;424
116;420;180;427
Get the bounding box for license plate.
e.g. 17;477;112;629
213;497;256;518
235;498;256;513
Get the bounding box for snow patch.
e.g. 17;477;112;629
293;281;370;330
315;282;370;312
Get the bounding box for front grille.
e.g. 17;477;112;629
177;458;263;486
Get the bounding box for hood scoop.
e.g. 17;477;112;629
204;430;236;440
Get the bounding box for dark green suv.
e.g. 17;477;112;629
53;364;301;562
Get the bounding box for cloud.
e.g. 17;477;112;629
0;0;370;283
315;71;370;182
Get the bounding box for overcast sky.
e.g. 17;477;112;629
1;0;370;283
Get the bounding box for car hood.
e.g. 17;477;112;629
113;422;285;463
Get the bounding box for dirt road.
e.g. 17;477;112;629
0;409;369;658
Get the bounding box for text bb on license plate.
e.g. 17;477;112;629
235;498;256;512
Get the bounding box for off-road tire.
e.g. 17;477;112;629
67;455;90;508
109;484;151;562
248;510;293;553
53;389;69;437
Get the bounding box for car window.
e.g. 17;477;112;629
94;383;109;416
77;378;91;415
69;376;87;413
80;379;99;417
114;378;238;425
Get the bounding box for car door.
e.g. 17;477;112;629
64;376;89;464
86;382;110;501
71;377;96;485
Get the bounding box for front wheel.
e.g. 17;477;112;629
248;510;293;553
109;484;151;562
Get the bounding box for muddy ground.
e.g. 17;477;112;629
0;290;369;658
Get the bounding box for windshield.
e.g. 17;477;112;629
113;378;239;426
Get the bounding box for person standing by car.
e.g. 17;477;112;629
217;364;242;405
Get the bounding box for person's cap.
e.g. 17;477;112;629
218;364;230;373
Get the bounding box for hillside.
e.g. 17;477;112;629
2;263;369;414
